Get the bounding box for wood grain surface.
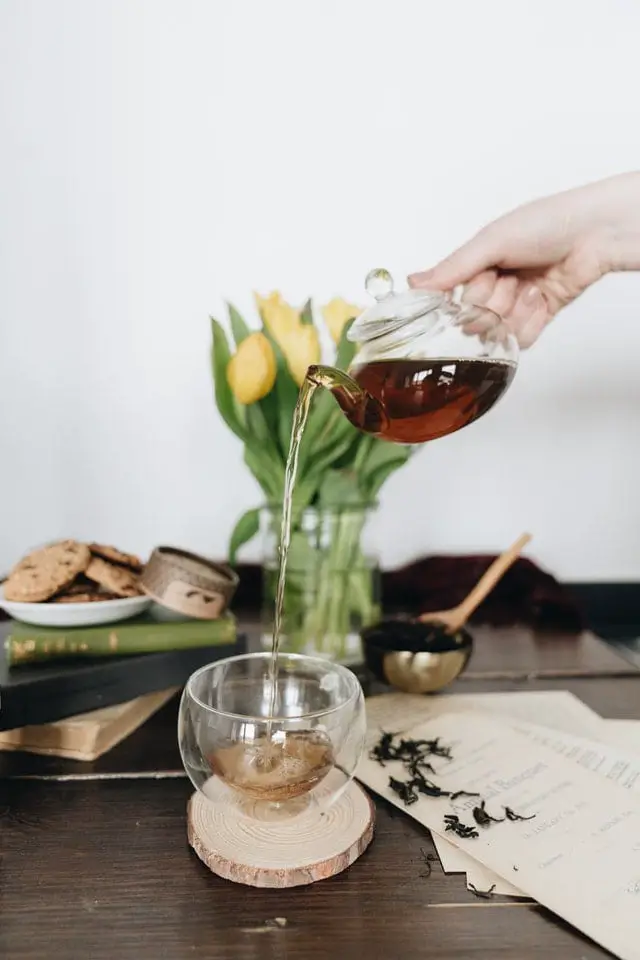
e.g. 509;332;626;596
0;778;612;960
1;626;637;960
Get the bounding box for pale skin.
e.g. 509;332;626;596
408;172;640;347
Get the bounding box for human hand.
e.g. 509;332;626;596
408;172;640;347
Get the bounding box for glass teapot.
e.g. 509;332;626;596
308;268;518;444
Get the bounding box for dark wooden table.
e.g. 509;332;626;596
1;627;638;960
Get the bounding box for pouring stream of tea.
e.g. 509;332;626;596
266;376;319;729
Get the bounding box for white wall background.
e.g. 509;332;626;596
2;0;640;580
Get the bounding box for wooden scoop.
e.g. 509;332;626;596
418;532;532;634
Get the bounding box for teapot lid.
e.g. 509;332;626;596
347;267;518;363
348;268;450;343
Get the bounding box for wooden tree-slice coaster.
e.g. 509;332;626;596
187;775;375;888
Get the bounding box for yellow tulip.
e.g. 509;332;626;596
227;332;277;405
254;291;301;345
279;324;321;386
254;290;321;386
321;298;363;344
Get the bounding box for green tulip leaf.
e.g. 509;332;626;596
300;298;314;325
302;405;358;467
228;507;261;565
260;327;300;457
243;444;283;501
245;402;284;472
327;432;364;471
317;469;363;507
227;302;252;346
289;472;322;516
256;388;285;459
298;319;357;465
356;434;410;473
358;439;414;500
298;413;362;507
364;458;411;499
335;318;357;369
210;317;247;441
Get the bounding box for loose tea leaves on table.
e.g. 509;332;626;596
414;737;453;761
370;732;398;766
472;800;505;827
411;769;450;798
504;806;536;822
371;732;537;837
450;790;481;801
408;758;436;777
370;731;453;768
389;777;419;806
443;814;480;839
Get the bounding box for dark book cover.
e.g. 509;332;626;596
0;615;245;731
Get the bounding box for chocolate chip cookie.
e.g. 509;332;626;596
86;556;142;598
89;543;143;572
4;541;91;603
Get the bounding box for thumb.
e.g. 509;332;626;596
408;229;501;291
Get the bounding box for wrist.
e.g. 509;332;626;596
579;173;640;272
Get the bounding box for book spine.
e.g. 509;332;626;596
6;617;237;664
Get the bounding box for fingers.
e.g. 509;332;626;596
463;272;520;318
464;277;552;348
408;227;502;291
503;284;547;348
516;299;551;348
463;270;498;305
459;272;500;336
485;275;520;319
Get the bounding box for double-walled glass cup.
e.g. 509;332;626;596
178;652;366;819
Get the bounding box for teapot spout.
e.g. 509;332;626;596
307;364;387;436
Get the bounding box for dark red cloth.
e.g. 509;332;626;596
232;556;584;632
383;555;584;632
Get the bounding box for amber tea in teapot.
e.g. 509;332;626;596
308;356;515;444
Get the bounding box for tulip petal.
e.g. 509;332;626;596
227;331;277;405
255;290;301;346
282;325;321;387
321;298;363;344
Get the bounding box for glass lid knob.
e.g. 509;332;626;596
365;268;394;301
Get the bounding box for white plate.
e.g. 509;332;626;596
0;586;151;628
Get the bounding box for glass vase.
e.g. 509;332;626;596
260;504;381;664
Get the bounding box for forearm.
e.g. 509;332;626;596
572;172;640;271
